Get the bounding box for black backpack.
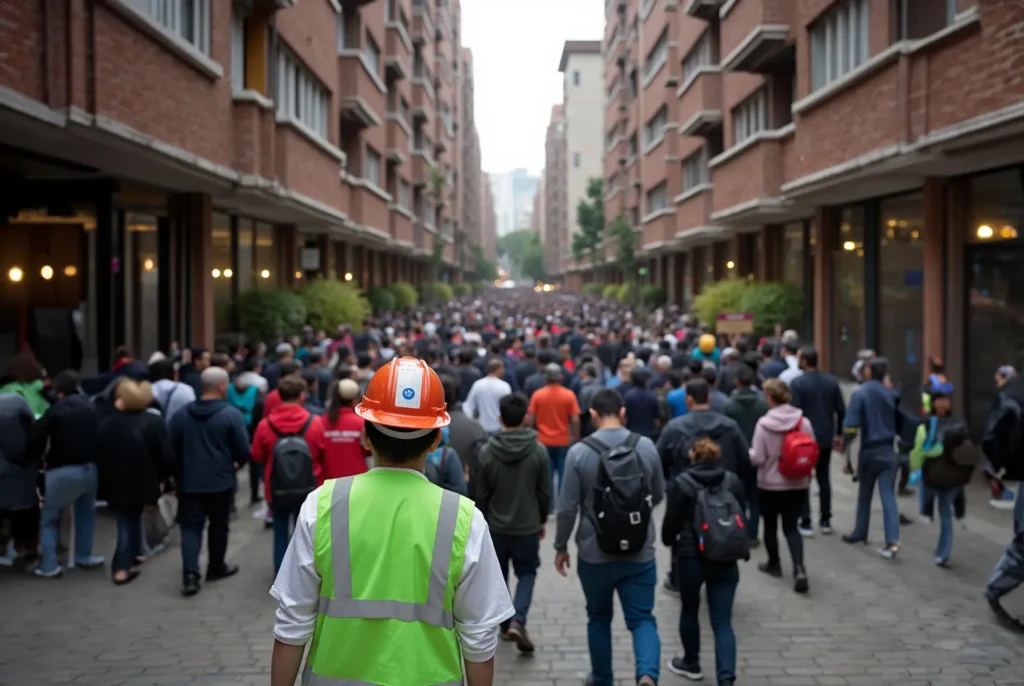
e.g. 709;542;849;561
269;416;316;509
921;417;981;490
583;433;653;555
682;473;750;562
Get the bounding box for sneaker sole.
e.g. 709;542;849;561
506;630;534;653
665;662;704;681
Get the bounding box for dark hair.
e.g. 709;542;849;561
581;363;598;379
929;356;945;373
868;356;890;381
211;352;231;369
743;351;761;374
735;363;755;388
246;356;264;373
700;365;718;387
685;377;710;404
424;346;443;364
149;359;175;382
308;350;324;366
800;347;819;368
687;357;704;377
52;370;80;396
590;388;623;418
499;393;529;428
458;348;475;365
356;352;372;369
668;370;683;389
630;367;650;388
192;346;209;360
364;422;440;464
784;340;800;355
280;360;301;378
115;345;133;360
439;373;459;407
277;374;308;403
486;357;504;375
335;364;352;380
335;345;353;361
537;349;555;366
300;368;320;391
760;342;774;358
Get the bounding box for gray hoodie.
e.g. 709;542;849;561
151;379;196;424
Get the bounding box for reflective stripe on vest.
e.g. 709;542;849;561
325;476;461;630
303;665;463;686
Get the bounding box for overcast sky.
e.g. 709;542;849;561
461;0;603;177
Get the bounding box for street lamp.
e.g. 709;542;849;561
8;267;23;283
344;272;354;281
40;265;54;280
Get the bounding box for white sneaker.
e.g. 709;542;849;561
798;526;815;538
819;524;833;535
919;515;933;524
989;498;1015;511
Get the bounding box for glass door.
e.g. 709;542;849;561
965;246;1024;438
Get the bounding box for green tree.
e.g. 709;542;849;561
472;244;498;282
498;228;542;280
426;166;448;300
610;216;637;304
574;177;606;269
520;231;546;283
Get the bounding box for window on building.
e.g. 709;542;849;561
573;70;581;86
891;0;957;41
276;48;329;138
732;89;767;145
336;8;346;50
628;133;637;157
211;212;233;339
365;147;382;186
642;106;668;148
683;32;711;81
230;8;245;90
831;205;866;376
399;180;411;209
384;0;394;21
682;150;707;191
573;152;581;168
628;69;638;98
810;0;871;91
646;183;668;214
363;33;381;75
129;0;211;54
644;29;668;80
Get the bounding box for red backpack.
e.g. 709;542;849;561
779;417;819;479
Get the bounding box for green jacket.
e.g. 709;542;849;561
0;380;50;419
476;427;550;536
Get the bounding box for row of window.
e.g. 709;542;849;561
642;106;668;149
644;29;668;81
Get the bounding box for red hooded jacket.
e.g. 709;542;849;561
250;403;326;504
319;407;371;480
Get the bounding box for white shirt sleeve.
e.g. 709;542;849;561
454;508;516;662
463;382;478;419
270;489;323;645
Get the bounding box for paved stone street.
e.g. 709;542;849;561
2;463;1023;686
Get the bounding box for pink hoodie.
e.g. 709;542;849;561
749;404;815;491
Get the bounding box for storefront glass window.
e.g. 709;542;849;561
782;222;804;288
237;219;254;294
723;240;737;277
212;213;233;339
831;206;866;376
126;214;160;360
878;192;924;407
682;252;692;305
967;168;1023;244
255;222;276;287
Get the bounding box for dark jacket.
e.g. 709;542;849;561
515;359;538;390
31;393;100;470
760;358;787;381
983;376;1024;482
476;427;550;536
718;362;743;398
0;394;39;510
624;386;661;441
457;364;483;402
790;370;846;448
657;409;750;481
168;399;250;494
724;388;769;445
95;410;174;509
448;407;489;499
662;459;747;558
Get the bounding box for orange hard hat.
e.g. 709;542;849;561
698;333;717;354
355;356;450;431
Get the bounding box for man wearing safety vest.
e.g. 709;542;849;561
270;357;515;686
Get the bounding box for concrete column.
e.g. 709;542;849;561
316;234;330;279
945;178;968;411
172;193;213;347
759;224;784;281
275;224;299;287
922;177;945;381
691;246;706;295
665;253;677;306
812;207;836;371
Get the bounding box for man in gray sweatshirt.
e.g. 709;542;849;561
554;388;664;686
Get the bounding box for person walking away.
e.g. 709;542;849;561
300;369;326;416
690;334;720;366
476;393;550;653
623;368;661;442
180;347;211;396
577;363;603;438
462;358;512;434
169;366;251;596
456;347;484;402
984;365;1019;510
262;361;302;416
269;356;514;686
724;364;769;546
701;365;729;414
981;367;1024;632
777;341;803;386
95;379;173;585
717;348;743;398
29;370;104;576
749;379;815;593
840;357;904;559
306;350;332;405
666;371;688;419
662;437;747;685
758;342;786;382
263;343;295;391
789;348;846;536
235;356;269;395
554;389;664;686
319;379;371;479
0;393;41;567
0;353;51;418
251;374;326;574
523;350;558;397
150;358;196;425
909;384;974;567
439;375;488;496
526;364;581;513
423;426;469;495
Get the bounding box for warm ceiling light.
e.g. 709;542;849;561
726;260;735;269
1000;225;1017;239
887;219;897;228
8;267;23;283
64;265;77;277
857;249;865;257
344;272;354;281
40;265;54;280
211;268;222;278
224;268;234;278
977;224;994;239
143;259;155;272
843;240;856;251
295;270;303;279
260;269;271;279
910;230;919;240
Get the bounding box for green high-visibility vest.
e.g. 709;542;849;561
303;470;475;686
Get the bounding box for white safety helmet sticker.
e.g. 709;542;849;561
394;361;424;409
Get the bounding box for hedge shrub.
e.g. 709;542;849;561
583;283;605;297
421;281;454;304
641;285;666;307
602;283;620;300
235;289;307;342
452;283;472;297
301;280;371;333
616;283;632;305
692;279;803;337
366;286;396;313
389;281;418;309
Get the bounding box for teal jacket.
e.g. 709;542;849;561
0;380;50;419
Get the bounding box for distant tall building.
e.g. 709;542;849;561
480;171;498;262
490;168;539;236
531;177;546;245
543;105;567;277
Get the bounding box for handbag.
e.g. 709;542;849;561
142;494;178;553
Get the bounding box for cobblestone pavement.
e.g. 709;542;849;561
2;463;1023;686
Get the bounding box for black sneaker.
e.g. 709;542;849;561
666;657;703;681
662;576;679;597
987;594;1024;634
206;563;240;582
182;573;201;597
758;561;783;578
842;534;867;545
794;566;809;594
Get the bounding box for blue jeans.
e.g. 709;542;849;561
986;484;1024;599
111;506;144;574
927;486;961;562
491;532;540;626
577;559;660;686
273;504;301;574
850;446;900;545
546;445;568;512
39;464;99;573
677;556;739;683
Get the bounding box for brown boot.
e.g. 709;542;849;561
505;620;535;653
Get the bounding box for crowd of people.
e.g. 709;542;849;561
1;288;1023;686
